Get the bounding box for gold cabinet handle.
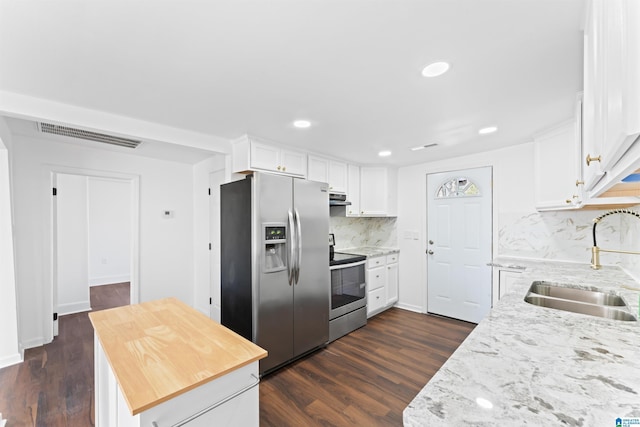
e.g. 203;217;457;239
586;154;601;166
277;166;282;171
282;166;286;171
575;180;584;187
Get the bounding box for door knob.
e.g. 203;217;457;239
429;240;434;245
427;250;434;255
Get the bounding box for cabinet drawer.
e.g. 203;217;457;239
368;287;386;314
367;256;385;269
386;253;398;264
367;266;385;291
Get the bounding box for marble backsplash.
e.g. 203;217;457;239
499;205;640;279
329;216;397;249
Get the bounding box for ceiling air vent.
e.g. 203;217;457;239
38;122;141;149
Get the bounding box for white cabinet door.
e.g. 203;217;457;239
583;0;640;195
367;287;385;317
367;265;386;291
534;121;582;210
329;161;347;194
386;262;398;306
360;167;387;215
307;156;329;184
250;141;280;172
346;164;361;217
599;0;640;172
583;0;606;191
280;149;307;176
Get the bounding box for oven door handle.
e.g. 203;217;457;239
329;260;367;270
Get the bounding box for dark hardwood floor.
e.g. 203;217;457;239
260;309;475;426
1;290;474;427
0;282;130;427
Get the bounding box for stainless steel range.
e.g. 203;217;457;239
329;236;367;342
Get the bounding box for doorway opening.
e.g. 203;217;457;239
426;166;493;324
49;169;139;340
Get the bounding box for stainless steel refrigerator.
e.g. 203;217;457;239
220;172;330;375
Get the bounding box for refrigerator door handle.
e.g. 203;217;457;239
287;209;296;286
294;208;302;284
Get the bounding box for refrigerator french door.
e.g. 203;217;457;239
220;172;329;375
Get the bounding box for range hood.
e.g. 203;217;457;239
329;193;351;206
581;169;640;209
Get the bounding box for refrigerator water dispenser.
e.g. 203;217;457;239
264;224;286;272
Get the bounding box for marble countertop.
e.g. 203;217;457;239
404;258;640;425
337;246;399;257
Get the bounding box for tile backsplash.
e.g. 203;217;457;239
330;217;397;249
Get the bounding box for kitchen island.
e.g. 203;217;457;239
404;259;640;425
89;297;267;427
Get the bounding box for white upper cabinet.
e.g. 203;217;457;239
307;156;347;193
307;155;329;184
232;135;307;177
346;164;361;217
534;120;582;210
583;0;640;195
360;167;397;217
328;161;347;194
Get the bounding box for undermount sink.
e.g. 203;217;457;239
528;282;626;306
524;281;637;322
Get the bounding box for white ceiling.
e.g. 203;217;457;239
0;0;585;166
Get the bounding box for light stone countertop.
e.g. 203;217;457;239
337;246;399;257
404;258;640;426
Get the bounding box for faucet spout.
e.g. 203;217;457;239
590;209;640;269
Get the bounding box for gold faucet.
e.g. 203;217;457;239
591;209;640;269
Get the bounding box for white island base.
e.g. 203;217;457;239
95;338;259;427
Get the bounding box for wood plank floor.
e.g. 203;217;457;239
0;282;130;427
260;308;475;426
0;291;474;427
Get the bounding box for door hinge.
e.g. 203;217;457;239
209;298;212;305
209;243;212;250
53;312;58;321
208;188;211;196
52;187;57;196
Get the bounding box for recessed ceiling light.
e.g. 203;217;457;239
293;120;311;129
421;61;450;77
478;126;498;135
378;150;392;157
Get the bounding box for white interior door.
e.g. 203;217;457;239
426;167;492;323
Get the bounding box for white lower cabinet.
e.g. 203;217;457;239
366;253;399;317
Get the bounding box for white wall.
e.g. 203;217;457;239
0;117;21;368
88;177;131;286
396;142;627;313
56;174;90;315
12;132;196;349
192;156;226;318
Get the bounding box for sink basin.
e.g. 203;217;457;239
524;295;637;321
528;281;626;306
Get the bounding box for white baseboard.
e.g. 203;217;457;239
58;301;91;316
21;336;45;350
0;352;23;369
395;302;423;313
89;275;130;286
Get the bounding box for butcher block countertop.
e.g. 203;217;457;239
89;297;267;415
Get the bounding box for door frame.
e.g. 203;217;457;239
44;165;140;343
424;166;494;314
